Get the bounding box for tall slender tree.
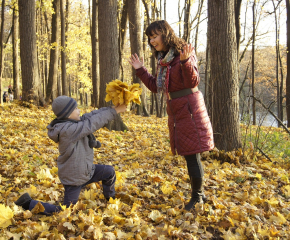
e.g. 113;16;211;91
60;0;67;96
118;0;128;81
252;0;256;125
208;0;241;151
183;0;192;42
91;0;98;107
0;0;5;104
235;0;242;53
45;0;60;102
18;0;45;105
12;1;20;100
286;0;290;127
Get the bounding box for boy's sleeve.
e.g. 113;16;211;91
81;107;112;120
64;107;117;142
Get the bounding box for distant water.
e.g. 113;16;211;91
240;111;287;127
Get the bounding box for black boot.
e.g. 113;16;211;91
14;193;32;210
185;177;203;211
188;175;207;202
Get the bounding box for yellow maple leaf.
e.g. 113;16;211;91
269;212;287;224
255;173;262;180
84;189;97;200
161;181;175;195
283;185;290;197
37;168;53;180
0;204;13;228
148;210;163;222
105;79;142;106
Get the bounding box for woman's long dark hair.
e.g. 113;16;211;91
145;20;186;58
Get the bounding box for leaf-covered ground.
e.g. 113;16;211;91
0;102;290;239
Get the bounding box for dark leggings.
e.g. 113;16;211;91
184;153;204;178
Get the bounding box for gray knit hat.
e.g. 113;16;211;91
52;96;77;119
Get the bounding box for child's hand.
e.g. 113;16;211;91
113;104;127;114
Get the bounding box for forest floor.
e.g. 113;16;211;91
0;102;290;239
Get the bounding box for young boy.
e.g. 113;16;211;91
15;95;127;215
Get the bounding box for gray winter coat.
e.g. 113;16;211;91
47;107;117;186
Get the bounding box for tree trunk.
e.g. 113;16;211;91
0;0;5;104
98;0;127;131
45;0;60;102
194;0;204;54
286;0;290;127
178;0;182;38
164;0;166;20
128;0;149;116
208;0;241;151
91;0;99;107
60;0;67;96
18;0;45;105
235;0;242;53
66;0;70;97
183;0;191;42
252;0;256;125
118;0;128;81
12;5;20;100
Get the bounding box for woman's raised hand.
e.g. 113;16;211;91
179;44;194;61
129;53;144;69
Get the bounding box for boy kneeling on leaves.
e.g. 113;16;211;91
15;95;127;215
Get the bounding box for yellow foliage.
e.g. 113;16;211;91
1;103;290;239
160;181;175;195
0;204;13;228
105;79;142;105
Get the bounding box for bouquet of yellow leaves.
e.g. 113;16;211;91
105;79;142;105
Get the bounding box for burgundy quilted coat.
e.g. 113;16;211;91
136;52;214;156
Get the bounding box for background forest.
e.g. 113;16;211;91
0;0;288;128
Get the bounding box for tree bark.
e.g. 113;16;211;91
118;0;128;81
208;0;241;151
128;0;149;116
194;0;204;54
98;0;127;131
18;0;45;105
252;0;256;125
286;0;290;127
183;0;191;42
235;0;242;54
12;4;20;100
164;0;166;20
91;0;99;107
0;0;5;104
60;0;67;96
45;0;60;102
66;0;70;96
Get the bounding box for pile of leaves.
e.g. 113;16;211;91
105;80;142;106
0;102;290;239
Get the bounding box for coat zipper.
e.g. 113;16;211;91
169;100;179;154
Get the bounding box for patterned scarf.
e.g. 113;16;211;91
156;47;175;96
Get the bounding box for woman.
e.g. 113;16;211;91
129;20;214;210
